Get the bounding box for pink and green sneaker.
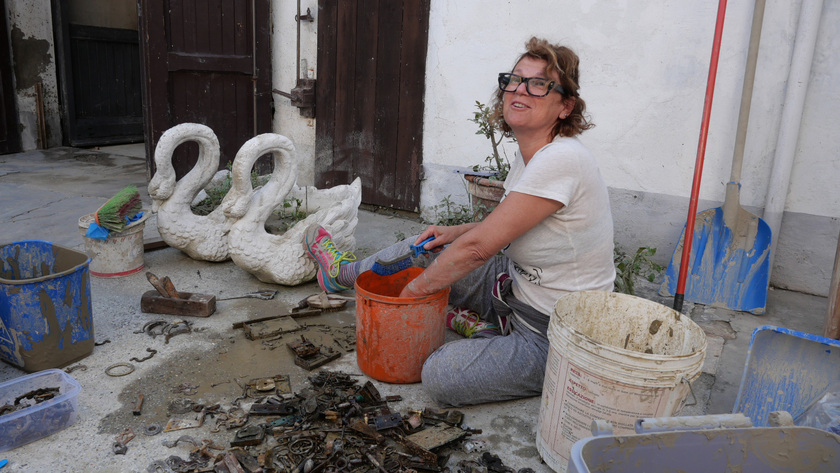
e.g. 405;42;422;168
305;225;356;293
446;307;500;338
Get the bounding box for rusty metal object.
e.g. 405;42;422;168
112;428;135;455
295;292;353;311
222;451;249;473
130;348;158;363
162;435;200;449
243;315;301;340
218;289;278;301
133;394;144;416
143;369;489;472
137;320;168;337
171;382;199;395
160;276;181;299
288;336;320;358
105;363;135;377
406;424;468;451
143;423;162;436
112;442;128;455
168;398;196;415
287;336;341;371
249;400;297;416
164;320;193;344
231;425;265;447
374;412;402;431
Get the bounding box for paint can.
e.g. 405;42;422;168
0;241;94;372
355;267;450;383
536;291;707;473
78;213;148;277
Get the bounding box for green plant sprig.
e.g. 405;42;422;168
191;162;275;216
613;246;663;295
469;101;511;181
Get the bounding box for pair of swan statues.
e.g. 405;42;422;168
147;123;362;286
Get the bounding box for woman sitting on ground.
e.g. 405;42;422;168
305;36;615;407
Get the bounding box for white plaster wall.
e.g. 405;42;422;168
788;0;840;216
272;0;319;186
7;0;61;150
273;0;840;296
423;1;802;210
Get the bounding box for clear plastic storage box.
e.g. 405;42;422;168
0;369;80;452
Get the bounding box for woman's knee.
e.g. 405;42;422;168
420;349;468;406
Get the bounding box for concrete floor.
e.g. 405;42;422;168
0;144;832;472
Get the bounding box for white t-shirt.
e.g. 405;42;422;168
502;135;615;316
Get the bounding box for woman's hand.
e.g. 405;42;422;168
414;223;478;252
399;279;426;299
399;192;564;299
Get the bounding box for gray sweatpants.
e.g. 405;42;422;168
354;237;551;407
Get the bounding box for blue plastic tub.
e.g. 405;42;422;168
733;325;840;426
568;426;840;472
0;241;95;372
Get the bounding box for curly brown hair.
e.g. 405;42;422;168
490;37;594;138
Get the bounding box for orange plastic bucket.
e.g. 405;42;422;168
354;267;450;384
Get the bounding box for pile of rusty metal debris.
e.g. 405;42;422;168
137;370;529;473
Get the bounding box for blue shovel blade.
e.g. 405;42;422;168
660;207;771;314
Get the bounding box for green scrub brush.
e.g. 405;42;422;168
95;185;142;232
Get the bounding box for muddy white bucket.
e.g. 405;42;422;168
78;213;148;277
536;291;707;473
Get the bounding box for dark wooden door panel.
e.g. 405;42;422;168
52;0;144;147
66;25;144;145
139;0;271;180
316;0;430;212
393;0;427;209
0;0;21;154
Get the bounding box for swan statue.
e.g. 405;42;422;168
222;133;362;285
147;123;253;262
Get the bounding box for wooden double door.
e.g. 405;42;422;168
139;0;272;179
315;0;430;212
134;0;430;212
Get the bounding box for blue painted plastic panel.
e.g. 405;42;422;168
660;207;771;314
733;326;840;426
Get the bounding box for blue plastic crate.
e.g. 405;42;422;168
568;425;840;472
0;241;95;372
733;325;840;426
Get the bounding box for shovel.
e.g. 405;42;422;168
660;0;771;314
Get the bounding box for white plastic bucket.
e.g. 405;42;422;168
78;213;148;277
536;291;707;473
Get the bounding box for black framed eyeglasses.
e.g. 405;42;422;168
498;73;564;97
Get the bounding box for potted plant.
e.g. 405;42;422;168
462;101;513;219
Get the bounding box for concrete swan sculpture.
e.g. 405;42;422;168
222;133;362;285
147;123;251;262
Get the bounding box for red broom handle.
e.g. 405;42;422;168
674;0;728;312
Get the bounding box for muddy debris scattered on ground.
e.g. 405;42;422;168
133;369;529;473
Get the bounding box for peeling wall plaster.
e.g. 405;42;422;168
9;27;51;91
6;0;61;149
